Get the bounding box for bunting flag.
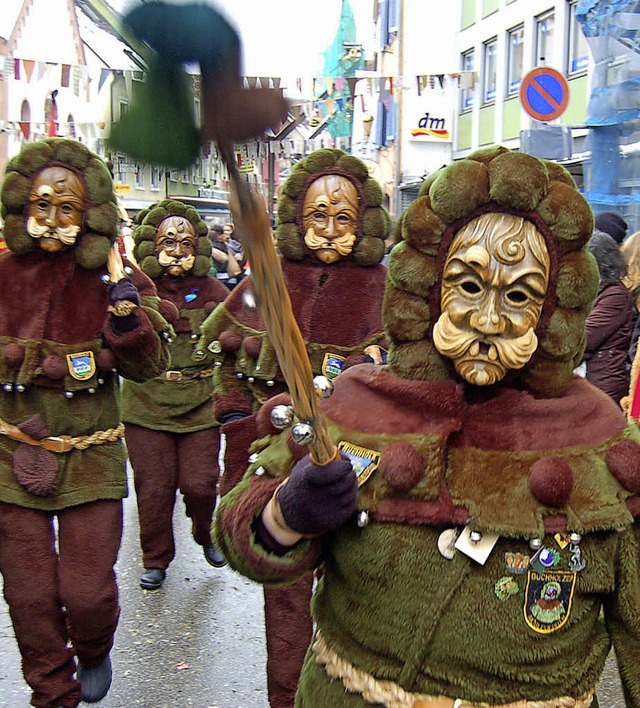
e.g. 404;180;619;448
23;60;35;83
98;68;112;92
61;64;71;88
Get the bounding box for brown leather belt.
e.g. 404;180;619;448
157;368;214;382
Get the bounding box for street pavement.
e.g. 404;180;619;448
0;463;629;708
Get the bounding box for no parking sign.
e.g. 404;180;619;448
519;68;570;122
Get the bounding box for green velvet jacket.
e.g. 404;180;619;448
121;273;229;432
214;364;640;706
0;250;170;510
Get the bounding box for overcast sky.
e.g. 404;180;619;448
111;0;374;77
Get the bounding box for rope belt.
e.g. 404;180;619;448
0;418;125;454
313;632;594;708
157;368;214;382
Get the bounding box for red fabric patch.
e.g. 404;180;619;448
97;348;116;372
219;330;242;352
244;335;261;359
528;457;574;508
606;440;640;492
42;355;67;380
4;343;25;367
380;443;423;492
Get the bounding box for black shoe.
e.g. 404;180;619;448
203;542;227;568
77;655;112;703
140;568;166;590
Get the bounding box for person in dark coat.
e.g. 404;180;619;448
595;211;627;245
582;230;634;405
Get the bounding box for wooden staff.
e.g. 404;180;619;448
227;172;338;466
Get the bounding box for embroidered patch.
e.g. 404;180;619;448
524;570;576;634
495;576;519;601
322;353;346;379
337;441;380;487
66;351;96;381
505;552;530;575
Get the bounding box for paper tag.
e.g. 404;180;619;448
454;526;499;565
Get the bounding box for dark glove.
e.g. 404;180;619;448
108;278;141;307
108;280;141;334
277;453;357;536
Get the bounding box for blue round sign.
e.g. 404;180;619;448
520;68;570;122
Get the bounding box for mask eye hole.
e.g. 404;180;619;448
460;280;481;295
506;290;528;304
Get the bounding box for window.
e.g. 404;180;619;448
536;11;555;67
379;0;399;49
134;163;144;189
119;100;129;121
483;39;497;104
461;49;475;111
67;114;76;139
150;165;160;190
507;25;524;96
567;1;589;74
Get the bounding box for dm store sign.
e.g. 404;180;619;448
410;97;452;142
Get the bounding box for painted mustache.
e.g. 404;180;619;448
304;228;356;255
27;217;80;245
158;251;195;270
433;311;538;386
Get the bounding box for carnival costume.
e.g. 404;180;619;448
121;199;230;590
214;147;640;707
0;138;171;708
199;148;390;706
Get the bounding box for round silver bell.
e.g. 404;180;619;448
64;391;74;399
236;372;244;379
291;422;315;446
191;333;199;340
247;376;255;383
15;385;25;393
529;538;543;550
569;532;582;545
124;266;133;275
254;466;266;476
101;274;111;284
266;380;275;387
313;375;334;399
87;388;96;394
98;378;105;385
469;531;483;544
270;405;294;430
357;511;369;528
214;360;222;367
192;349;205;361
248;453;259;464
3;383;12;392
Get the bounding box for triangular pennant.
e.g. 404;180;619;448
37;61;46;81
346;77;358;98
246;76;258;89
98;68;111;92
23;60;35;83
437;74;445;89
259;76;270;89
271;76;281;89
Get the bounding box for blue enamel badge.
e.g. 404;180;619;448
337;441;380;487
524;569;576;634
322;353;346;379
66;351;97;381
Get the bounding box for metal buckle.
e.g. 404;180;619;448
165;370;183;382
42;436;73;453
